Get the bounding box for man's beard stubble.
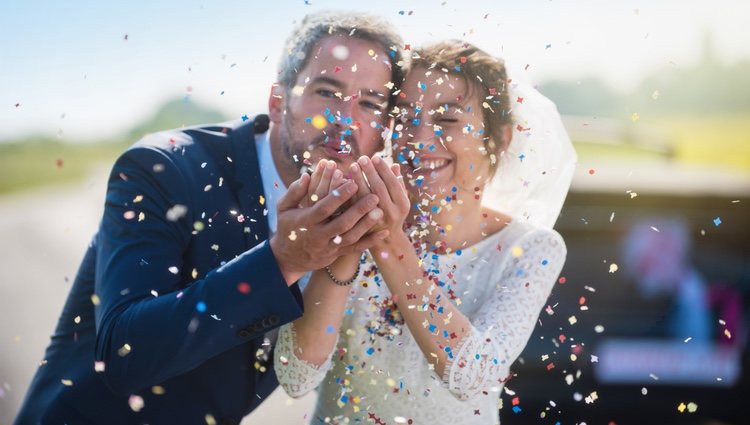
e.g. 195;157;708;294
280;107;362;174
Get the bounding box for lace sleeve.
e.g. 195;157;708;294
273;322;337;398
442;228;566;401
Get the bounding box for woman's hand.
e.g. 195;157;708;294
350;155;410;244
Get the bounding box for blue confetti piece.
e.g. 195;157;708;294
713;217;722;226
241;115;249;122
428;324;437;333
419;82;427;90
324;108;331;116
366;347;375;355
412;118;420;126
542;259;549;266
196;301;206;312
456;249;462;256
345;308;353;316
305;117;312;123
428;145;436;151
512;406;522;414
518;153;526;162
434;129;443;136
326;325;335;333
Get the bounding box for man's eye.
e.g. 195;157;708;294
316;89;336;98
439;118;459;124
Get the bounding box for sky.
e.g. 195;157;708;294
1;0;749;142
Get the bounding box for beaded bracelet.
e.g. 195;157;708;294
324;261;361;286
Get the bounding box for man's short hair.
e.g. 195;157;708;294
278;11;406;109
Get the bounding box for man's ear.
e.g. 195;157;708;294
268;83;284;124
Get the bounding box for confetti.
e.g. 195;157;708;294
288;230;297;241
94;361;105;372
118;344;132;357
237;282;251;294
152;385;165;395
312;115;327;129
61;379;73;386
128;395;144;412
608;263;619;273
713;217;722;226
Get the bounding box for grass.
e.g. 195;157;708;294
0;138;129;195
1;113;748;196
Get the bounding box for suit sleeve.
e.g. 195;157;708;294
93;145;303;395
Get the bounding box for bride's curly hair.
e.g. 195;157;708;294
409;41;513;178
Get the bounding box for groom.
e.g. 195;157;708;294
15;11;404;425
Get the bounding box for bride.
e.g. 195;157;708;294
274;40;576;424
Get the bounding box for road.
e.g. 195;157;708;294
0;168;315;424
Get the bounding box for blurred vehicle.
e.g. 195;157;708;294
500;116;750;425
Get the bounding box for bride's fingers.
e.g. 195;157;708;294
375;156;407;205
308;160;325;197
359;156;390;206
390;163;410;210
315;160;335;200
329;168;344;194
350;162;371;199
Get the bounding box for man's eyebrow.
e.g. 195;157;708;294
309;76;387;99
308;76;345;89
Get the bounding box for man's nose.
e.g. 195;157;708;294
332;100;356;129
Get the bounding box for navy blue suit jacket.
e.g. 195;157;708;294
15;116;304;425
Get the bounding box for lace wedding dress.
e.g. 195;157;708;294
274;220;566;424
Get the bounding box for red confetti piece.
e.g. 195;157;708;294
558;276;567;284
237;282;251;294
589;168;596;175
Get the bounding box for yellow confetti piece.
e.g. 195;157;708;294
511;246;523;257
445;224;452;231
90;294;100;306
631;112;640;121
210;244;219;251
687;402;698;413
303;151;311;159
74;316;81;324
61;379;73;386
291;85;304;96
193;221;205;232
312;115;327;130
133;195;143;203
152;385;165;395
724;329;732;339
191;268;198;279
259;195;265;205
138;212;145;222
386;378;397;387
368;49;375;56
677;402;687;413
310;194;319;202
205;414;217;425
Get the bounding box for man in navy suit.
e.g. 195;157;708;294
15;11;404;424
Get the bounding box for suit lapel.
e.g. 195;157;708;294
229;117;270;249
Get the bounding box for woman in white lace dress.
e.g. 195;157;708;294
274;41;576;424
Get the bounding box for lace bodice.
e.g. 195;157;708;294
275;220;566;424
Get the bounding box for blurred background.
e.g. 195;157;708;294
1;0;749;423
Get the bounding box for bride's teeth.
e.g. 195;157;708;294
424;159;447;170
